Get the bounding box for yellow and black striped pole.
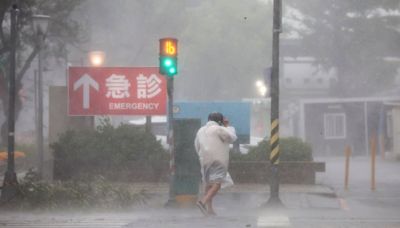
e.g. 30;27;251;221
270;120;280;165
267;0;282;205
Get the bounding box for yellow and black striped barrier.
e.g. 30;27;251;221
269;119;280;165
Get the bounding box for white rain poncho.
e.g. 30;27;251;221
194;121;237;185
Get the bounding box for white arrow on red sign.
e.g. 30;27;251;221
73;73;99;109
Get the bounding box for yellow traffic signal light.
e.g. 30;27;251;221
159;38;178;77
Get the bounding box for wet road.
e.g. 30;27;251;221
1;209;399;228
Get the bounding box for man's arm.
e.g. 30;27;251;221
218;126;237;144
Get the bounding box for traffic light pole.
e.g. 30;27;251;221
1;2;19;202
159;37;178;207
165;77;176;207
267;0;282;206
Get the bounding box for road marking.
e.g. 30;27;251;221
0;218;130;228
257;215;291;227
292;218;400;223
0;224;125;228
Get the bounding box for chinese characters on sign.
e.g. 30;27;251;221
69;67;166;115
137;74;162;99
106;74;131;99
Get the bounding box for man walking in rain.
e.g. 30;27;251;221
195;112;237;216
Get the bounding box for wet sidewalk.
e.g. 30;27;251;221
130;182;334;194
135;182;341;212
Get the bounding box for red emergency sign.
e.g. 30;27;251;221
68;67;166;116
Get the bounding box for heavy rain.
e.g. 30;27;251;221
0;0;400;227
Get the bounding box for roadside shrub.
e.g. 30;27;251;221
231;137;313;162
4;170;149;210
52;119;168;180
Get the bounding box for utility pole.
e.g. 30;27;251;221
34;70;39;174
267;0;282;206
33;14;50;179
32;15;50;178
1;1;19;201
37;33;44;179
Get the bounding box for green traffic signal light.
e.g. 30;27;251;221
160;56;177;77
169;67;176;74
163;58;172;67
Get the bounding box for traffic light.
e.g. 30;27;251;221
159;38;178;77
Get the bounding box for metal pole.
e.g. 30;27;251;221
1;2;19;201
344;145;351;190
370;134;376;191
165;77;176;207
267;0;282;206
38;36;44;179
34;70;39;171
145;116;152;133
364;101;369;156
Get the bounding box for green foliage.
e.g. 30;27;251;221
0;0;86;147
0;0;85;63
231;137;313;162
51;119;168;180
9;170;149;210
285;0;400;96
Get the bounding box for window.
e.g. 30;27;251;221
324;113;346;139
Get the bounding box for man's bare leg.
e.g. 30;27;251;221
204;185;216;215
200;183;221;215
204;185;214;214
